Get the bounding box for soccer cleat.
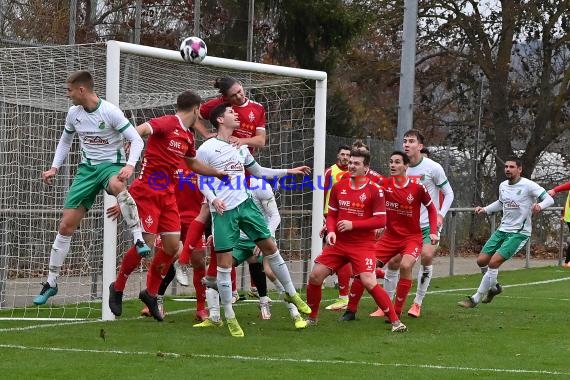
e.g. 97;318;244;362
195;309;209;322
173;260;189;287
482;283;503;304
283;293;311;315
231;291;240;304
247;287;260;299
33;282;58;305
325;298;348;311
407;302;422;318
138;289;164;321
293;315;308;329
391;320;407;332
339;310;356;321
369;308;385;317
108;282;123;316
193;318;223;328
305;317;318;326
259;302;271;320
226;317;245;337
457;296;478;308
135;240;151;257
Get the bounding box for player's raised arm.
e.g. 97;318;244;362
43;129;75;185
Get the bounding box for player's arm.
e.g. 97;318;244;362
345;188;387;231
44;127;75;184
244;151;311;178
325;185;340;245
135;122;152;137
185;157;226;180
531;186;555;214
548;181;570;197
232;130;266;148
420;186;439;236
478;199;502;214
192;118;216;139
118;125;145;181
437;181;454;218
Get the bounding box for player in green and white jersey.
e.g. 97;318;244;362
458;156;554;308
196;102;311;337
33;70;149;305
404;130;454;317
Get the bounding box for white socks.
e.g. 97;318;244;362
47;234;72;287
473;268;498;303
413;265;433;305
216;266;235;319
265;251;296;296
383;268;400;301
116;190;143;243
205;288;221;322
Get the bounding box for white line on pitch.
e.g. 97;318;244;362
427;276;570;294
0;344;567;376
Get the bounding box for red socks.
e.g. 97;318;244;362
347;278;365;312
336;263;352;297
179;220;205;265
147;247;175;295
368;284;398;322
394;278;412;316
306;282;323;319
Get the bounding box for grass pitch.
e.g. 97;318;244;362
1;266;569;379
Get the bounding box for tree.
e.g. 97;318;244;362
417;0;570;182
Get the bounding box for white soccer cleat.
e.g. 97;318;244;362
173;260;189;287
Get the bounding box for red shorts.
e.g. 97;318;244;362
374;234;422;264
315;244;375;275
129;182;180;235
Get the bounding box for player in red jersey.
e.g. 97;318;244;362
305;149;406;332
136;165;209;321
343;151;439;323
191;76;269;297
107;90;226;321
325;141;385;312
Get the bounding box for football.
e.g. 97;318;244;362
179;36;207;64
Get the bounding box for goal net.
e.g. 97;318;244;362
0;42;326;320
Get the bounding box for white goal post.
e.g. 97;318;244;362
0;40;326;321
102;41;327;321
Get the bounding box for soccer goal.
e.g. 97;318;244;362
0;41;326;321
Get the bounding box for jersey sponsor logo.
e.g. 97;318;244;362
339;200;351;207
386;201;399;209
406;193;415;204
359;193;367;203
504;200;520;209
225;162;244;172
169;140;182;149
97;121;105;129
83;135;109;145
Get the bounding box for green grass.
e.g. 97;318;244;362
2;266;570;379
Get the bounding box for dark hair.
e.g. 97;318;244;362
66;70;94;90
176;90;201;111
214;76;239;96
420;147;430;157
338;145;351;153
505;155;522;167
351;139;369;152
209;102;231;129
391;150;410;165
403;129;425;144
350;148;371;166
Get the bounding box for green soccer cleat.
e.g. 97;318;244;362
33;283;58;305
283;293;311;315
226;317;245;337
325;298;348;311
293;315;308;329
193;318;224;328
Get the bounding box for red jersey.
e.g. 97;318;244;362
326;178;386;248
200;97;266;153
175;166;204;223
136;114;196;193
381;177;434;238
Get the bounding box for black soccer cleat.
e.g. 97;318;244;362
108;282;124;316
138;289;164;322
338;310;356;322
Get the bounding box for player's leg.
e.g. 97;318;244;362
565;223;570;266
359;270;406;332
325;262;351;311
194;248;223;327
35;164;103;305
393;237;422;317
383;255;401;301
262;259;285;296
106;166;148;254
177;203;210;279
306;258;336;324
409;227;437;317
